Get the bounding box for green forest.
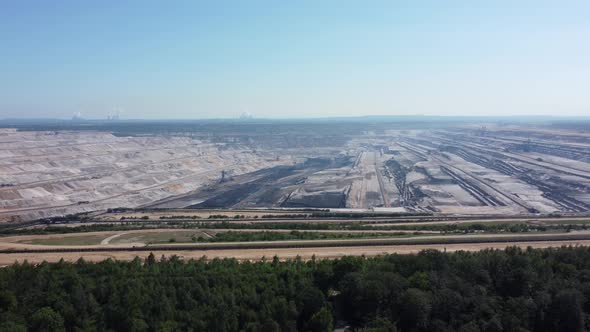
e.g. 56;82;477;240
2;246;590;331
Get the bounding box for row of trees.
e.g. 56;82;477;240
4;219;585;238
2;246;590;331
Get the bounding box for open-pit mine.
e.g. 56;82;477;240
2;119;590;263
1;120;590;223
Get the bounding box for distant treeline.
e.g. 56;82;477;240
7;119;466;137
2;247;590;331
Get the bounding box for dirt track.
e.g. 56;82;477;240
2;239;590;266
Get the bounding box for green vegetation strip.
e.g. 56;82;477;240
4;220;590;237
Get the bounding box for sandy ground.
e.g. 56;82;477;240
2;240;590;266
100;232;131;244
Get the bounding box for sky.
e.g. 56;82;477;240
1;1;589;119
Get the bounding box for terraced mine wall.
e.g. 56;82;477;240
2;121;590;220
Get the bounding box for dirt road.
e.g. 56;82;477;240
2;239;590;266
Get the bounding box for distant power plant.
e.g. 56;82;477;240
71;112;84;121
107;110;121;121
239;112;254;120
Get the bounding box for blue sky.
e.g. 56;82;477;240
1;1;589;119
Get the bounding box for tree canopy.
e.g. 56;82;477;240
2;246;590;331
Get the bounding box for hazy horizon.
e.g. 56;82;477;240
1;1;589;119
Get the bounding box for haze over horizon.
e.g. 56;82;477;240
1;1;589;119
